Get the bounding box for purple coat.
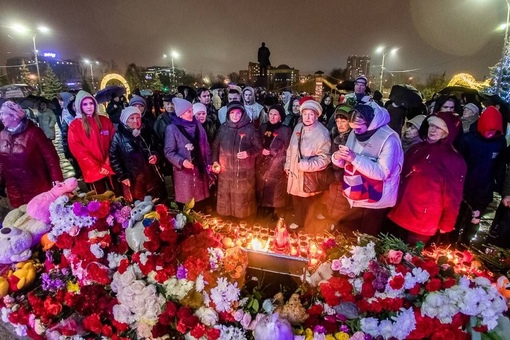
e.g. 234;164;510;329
164;117;211;204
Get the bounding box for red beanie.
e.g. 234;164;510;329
477;106;503;136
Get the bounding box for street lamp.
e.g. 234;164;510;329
164;50;180;92
376;46;399;93
10;24;50;94
83;59;99;93
496;0;510;94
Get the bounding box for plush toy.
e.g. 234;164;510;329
7;261;36;291
307;262;333;287
26;177;79;223
73;190;117;203
274;293;308;325
0;277;8;298
126;196;154;252
253;313;294;340
497;276;510;299
3;205;51;246
0;227;33;265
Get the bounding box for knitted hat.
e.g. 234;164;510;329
129;95;146;107
463;103;480;116
226;101;245;115
351;104;375;126
299;98;322;116
172;97;192;117
355;75;368;85
268;104;286;122
407;115;426;129
120;106;141;125
478;106;503;136
427;115;449;135
193;103;207;115
0;101;26;119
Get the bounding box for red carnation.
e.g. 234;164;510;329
421;260;440;277
363;271;375;282
117;259;129;274
361;281;376;298
425;278;442;292
44;298;62;317
55;232;74;249
83;313;102;334
307;304;323;316
443;277;457;289
190;323;207;339
389;275;405;290
206;327;221;340
408;284;421;295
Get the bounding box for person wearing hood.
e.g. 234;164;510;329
387;112;467;245
68;90;119;195
455;106;506;245
110;107;165;203
319;94;335;126
193;102;218;144
165;98;211;210
461;103;480;133
331;103;403;236
58;92;82;178
283;95;302;129
211;101;263;219
36;101;57;140
280;89;292;113
243;86;267;127
129;94;156;132
218;88;242;124
401;115;426;153
256;104;292;219
285;98;331;231
0;101;63;208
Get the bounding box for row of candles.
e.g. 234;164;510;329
211;218;327;267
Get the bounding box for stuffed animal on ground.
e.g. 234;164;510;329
26;177;78;223
126;196;154;252
274;293;308;325
73;190;117;203
253;313;293;340
7;261;36;292
307;262;333;287
0;227;33;265
497;276;510;299
3;205;51;246
0;277;9;298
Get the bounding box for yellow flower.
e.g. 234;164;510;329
325;335;336;340
335;332;349;340
305;328;314;340
66;281;80;293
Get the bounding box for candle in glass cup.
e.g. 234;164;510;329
309;242;318;257
290;246;298;256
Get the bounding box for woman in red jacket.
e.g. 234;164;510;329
387;111;467;245
68;90;119;194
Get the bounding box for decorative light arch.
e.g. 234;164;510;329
100;73;131;96
447;73;483;90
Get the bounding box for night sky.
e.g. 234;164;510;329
0;0;505;82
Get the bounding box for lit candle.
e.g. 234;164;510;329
251;238;263;251
309;242;318;257
310;258;318;266
290;246;298;256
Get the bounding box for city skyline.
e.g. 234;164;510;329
0;0;506;82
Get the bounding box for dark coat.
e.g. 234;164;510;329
386;103;406;137
202;116;219;145
165;117;211;204
458;121;507;212
109;124;165;201
106;100;123;124
153;111;175;146
212;111;263;218
388;112;467;236
0;120;63;207
256;123;291;208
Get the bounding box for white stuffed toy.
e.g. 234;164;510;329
126;196;154;252
253;313;294;340
3;204;50;246
0;226;33;264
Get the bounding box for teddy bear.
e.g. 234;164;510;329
3;204;51;247
273;293;308;325
126;196;154;252
7;261;36;292
26;177;79;223
0;227;33;265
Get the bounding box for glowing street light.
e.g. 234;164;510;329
376;46;399;93
10;24;50;93
163;50;180;92
83;59;100;93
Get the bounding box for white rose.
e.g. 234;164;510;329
144;298;163;321
195;307;219;326
119;266;137;287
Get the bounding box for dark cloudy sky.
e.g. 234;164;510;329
0;0;505;81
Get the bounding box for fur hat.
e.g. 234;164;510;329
427;115;449;135
226;101;245;115
172;97;192;117
463;103;480;116
0;101;26;119
268;104;286;122
129;95;146;108
162;94;175;103
193;103;207;115
299;98;322;116
120;106;141;125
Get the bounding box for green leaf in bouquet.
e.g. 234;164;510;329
251;299;259;313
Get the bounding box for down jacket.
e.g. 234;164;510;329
110;124;164;201
388;112;467;236
212;110;263;218
0;119;63;207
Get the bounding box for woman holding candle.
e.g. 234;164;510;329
256;104;292;220
211;101;263;219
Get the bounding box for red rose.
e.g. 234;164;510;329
363;271;376;282
421;260;440;277
102;325;114;337
388;250;403;264
389;275;405;290
112;320;129;333
425;278;442;292
361;281;376;298
307;304;323;316
44;298;63;316
443;277;456;289
83;313;102;334
395;263;409;275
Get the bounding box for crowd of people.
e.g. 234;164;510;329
1;74;510;249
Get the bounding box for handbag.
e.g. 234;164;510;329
298;126;334;193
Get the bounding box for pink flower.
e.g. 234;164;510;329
240;312;252;329
388;250;403;264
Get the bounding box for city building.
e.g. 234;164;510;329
268;64;299;90
239;70;249;84
346;55;370;80
248;62;260;83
